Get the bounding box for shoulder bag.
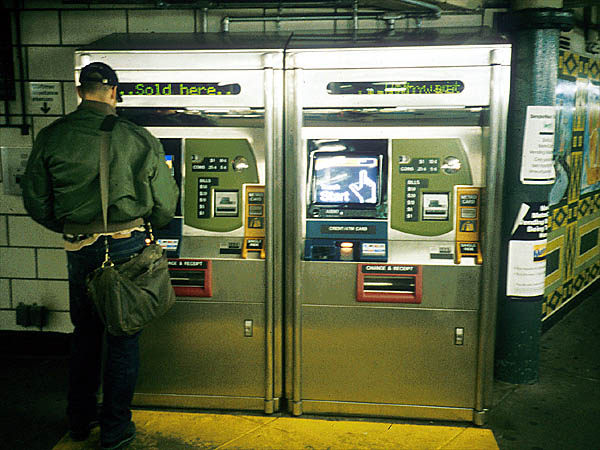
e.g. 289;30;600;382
86;115;176;336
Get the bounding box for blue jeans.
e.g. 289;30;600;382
66;231;146;442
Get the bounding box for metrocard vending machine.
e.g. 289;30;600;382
285;31;511;423
75;34;285;413
75;29;510;423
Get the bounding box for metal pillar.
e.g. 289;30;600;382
495;5;573;384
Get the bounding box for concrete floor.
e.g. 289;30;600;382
487;287;600;450
1;287;598;450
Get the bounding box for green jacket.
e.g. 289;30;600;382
22;100;178;233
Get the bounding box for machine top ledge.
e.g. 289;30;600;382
79;27;509;53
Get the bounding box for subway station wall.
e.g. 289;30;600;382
544;49;600;321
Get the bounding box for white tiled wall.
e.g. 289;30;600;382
0;3;511;334
8;216;63;247
129;9;196;33
0;247;36;278
12;279;70;310
0;126;32;148
62;10;127;44
20;11;60;45
28;47;75;80
37;249;68;280
0;279;10;309
0;216;7;246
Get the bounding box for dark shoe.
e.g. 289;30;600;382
69;420;99;441
101;421;136;450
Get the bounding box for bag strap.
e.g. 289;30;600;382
99;115;118;233
99;115;118;267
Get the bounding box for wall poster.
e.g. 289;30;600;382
508;202;549;298
545;50;600;320
520;106;556;185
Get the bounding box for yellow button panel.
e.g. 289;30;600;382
242;185;265;259
455;186;482;264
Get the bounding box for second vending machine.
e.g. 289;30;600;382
284;30;511;424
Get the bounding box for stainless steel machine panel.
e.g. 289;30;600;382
135;300;266;398
301;306;478;407
289;45;511;70
299;262;479;408
302;262;481;310
209;259;266;303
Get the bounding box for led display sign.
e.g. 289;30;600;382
118;82;241;97
327;81;464;95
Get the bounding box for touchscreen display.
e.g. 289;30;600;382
313;155;380;205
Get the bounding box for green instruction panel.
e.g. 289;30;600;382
184;138;259;232
391;138;472;236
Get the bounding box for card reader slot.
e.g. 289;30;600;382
363;276;415;293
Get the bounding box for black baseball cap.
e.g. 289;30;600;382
79;62;122;102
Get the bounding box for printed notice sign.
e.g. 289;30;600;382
29;82;61;115
1;146;31;195
507;202;548;298
506;239;547;297
520;105;556;184
511;202;549;240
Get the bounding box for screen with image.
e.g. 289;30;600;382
312;155;380;205
307;139;388;219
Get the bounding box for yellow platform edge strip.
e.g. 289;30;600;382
53;409;499;450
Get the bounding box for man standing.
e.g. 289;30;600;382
21;62;178;449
